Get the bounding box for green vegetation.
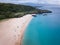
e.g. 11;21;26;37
0;3;52;20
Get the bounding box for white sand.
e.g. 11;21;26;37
0;14;33;45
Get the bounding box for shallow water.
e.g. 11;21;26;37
22;6;60;45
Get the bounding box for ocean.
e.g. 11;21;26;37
22;5;60;45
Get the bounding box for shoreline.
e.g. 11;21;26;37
20;14;33;45
0;14;33;45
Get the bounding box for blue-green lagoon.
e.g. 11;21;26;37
22;6;60;45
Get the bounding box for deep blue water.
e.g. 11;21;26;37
22;6;60;45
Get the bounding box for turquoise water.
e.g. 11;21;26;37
22;6;60;45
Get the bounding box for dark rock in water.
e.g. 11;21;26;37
32;15;37;17
43;14;47;16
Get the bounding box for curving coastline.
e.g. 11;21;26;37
20;14;33;45
0;14;33;45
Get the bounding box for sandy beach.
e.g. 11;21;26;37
0;14;33;45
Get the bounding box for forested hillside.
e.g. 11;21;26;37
0;3;52;19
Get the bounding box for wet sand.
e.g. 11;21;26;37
0;14;33;45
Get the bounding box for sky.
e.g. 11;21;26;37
0;0;60;5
